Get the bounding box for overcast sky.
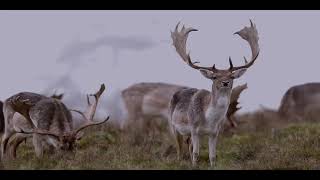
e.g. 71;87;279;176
0;10;319;114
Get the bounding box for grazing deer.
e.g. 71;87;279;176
121;82;247;131
278;82;320;121
1;84;109;159
169;20;260;166
1;92;65;158
0;92;64;138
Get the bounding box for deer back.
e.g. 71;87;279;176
278;82;320;117
169;87;200;125
29;98;73;133
122;82;186;119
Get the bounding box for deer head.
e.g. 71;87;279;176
171;20;260;94
18;84;109;152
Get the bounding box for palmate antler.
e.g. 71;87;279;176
70;84;109;134
171;20;260;73
229;20;260;72
227;83;248;127
171;22;213;71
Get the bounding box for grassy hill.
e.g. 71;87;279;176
1;109;320;170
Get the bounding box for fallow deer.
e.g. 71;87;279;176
1;92;65;158
121;82;247;131
0;101;3;139
1;84;109;159
121;82;186;131
278;82;320;121
169;20;260;166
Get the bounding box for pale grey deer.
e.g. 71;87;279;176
169;20;260;166
0;92;69;158
121;82;247;131
0;84;109;159
278;82;320;121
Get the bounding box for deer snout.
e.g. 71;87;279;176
222;81;230;87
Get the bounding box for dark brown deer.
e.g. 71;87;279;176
1;84;109;159
169;20;260;166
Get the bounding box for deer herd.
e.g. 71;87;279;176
0;19;318;168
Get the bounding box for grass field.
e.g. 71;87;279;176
2;108;320;170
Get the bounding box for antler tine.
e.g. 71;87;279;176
88;84;106;100
244;56;248;64
75;116;110;135
171;22;214;71
71;84;106;123
70;109;90;122
86;94;91;106
228;57;234;70
230;20;260;72
86;84;105;122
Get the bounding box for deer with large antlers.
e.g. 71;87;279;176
0;92;67;158
169;20;260;166
0;84;109;159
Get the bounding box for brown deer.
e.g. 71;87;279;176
169;20;260;166
121;82;247;131
1;84;109;159
278;82;320;121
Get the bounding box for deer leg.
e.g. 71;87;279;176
208;135;218;167
1;104;16;159
172;127;183;160
187;136;193;162
228;116;237;128
8;133;28;159
1;131;15;160
33;134;44;158
191;131;200;166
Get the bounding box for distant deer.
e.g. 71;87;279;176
0;101;3;139
121;82;186;131
278;82;320;121
169;20;260;166
121;82;247;131
1;84;109;159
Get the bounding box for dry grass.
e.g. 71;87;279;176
2;108;320;169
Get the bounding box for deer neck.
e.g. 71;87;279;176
205;87;231;124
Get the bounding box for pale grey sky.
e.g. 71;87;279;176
0;10;319;115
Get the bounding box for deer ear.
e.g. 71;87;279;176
76;131;84;140
231;69;247;79
200;69;216;79
57;94;64;100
